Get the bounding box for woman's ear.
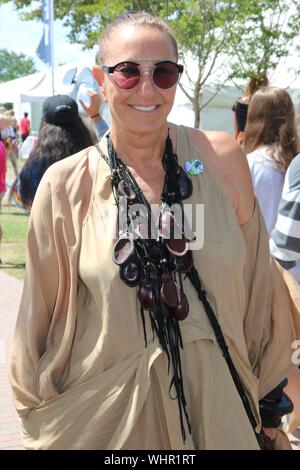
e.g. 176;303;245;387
93;65;108;102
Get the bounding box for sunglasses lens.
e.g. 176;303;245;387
113;63;140;89
153;62;180;89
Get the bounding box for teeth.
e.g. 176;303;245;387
131;105;157;112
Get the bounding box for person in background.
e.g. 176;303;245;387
11;95;93;210
20;112;30;142
232;74;268;145
8;12;299;450
271;153;300;282
0;138;6;210
0;140;5;263
0;119;18;177
80;88;109;139
5;109;19;177
270;154;300;440
244;86;299;236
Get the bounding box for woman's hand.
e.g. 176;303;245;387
262;427;277;440
79;89;102;120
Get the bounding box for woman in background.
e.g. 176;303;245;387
11;95;93;210
232;74;268;145
244;86;299;236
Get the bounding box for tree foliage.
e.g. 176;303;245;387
228;0;300;82
0;47;37;83
2;0;300;126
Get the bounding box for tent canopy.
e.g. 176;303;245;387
0;60;95;104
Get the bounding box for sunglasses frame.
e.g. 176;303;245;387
101;60;184;91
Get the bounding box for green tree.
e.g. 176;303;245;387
4;0;299;127
2;0;249;126
169;0;250;127
229;0;300;84
0;48;37;83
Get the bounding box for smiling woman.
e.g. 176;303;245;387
8;11;300;451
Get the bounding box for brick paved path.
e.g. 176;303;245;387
0;271;23;450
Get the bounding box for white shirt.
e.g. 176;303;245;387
247;146;284;236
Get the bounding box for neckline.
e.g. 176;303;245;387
115;149;168;212
97;135;168;212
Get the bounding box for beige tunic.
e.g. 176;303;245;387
9;125;300;450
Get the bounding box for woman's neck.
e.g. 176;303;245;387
110;124;169;169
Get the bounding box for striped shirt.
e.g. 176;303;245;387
270;153;300;282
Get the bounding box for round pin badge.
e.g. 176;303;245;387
184;159;204;175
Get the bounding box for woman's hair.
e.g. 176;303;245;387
99;12;178;63
243;86;299;173
19;118;93;205
244;74;269;98
233;75;269;143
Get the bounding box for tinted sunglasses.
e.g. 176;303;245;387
101;61;184;90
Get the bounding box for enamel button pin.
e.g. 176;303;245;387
184;159;204;175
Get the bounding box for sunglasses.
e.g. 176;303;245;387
101;61;184;91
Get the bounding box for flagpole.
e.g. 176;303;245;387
49;0;54;96
36;0;55;95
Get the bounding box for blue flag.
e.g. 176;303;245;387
36;0;52;65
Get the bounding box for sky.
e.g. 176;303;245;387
0;2;98;70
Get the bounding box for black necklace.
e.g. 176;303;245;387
106;133;193;440
96;133;261;446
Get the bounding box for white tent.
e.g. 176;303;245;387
0;60;95;103
0;70;46;104
0;60;96;133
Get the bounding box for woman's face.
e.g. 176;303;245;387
98;25;178;135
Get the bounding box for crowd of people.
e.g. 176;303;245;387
1;11;300;451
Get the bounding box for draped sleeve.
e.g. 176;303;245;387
8;149;90;416
241;200;300;399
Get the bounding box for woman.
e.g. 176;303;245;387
9;13;299;450
232;74;268;145
244;87;299;236
0;139;6;211
11;95;93;210
0;139;6;264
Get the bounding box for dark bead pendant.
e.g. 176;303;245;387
171;290;189;321
177;167;193;200
120;256;141;286
113;234;134;265
166;237;189;257
160;274;180;308
138;279;156;310
177;250;193;273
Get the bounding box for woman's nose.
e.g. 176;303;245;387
136;71;155;95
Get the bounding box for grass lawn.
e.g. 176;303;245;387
0;204;29;280
0;158;28;280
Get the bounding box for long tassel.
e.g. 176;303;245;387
165;316;191;442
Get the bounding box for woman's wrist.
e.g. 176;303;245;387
90;112;100;119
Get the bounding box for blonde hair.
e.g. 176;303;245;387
99;12;178;63
244;86;299;173
244;73;269;98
